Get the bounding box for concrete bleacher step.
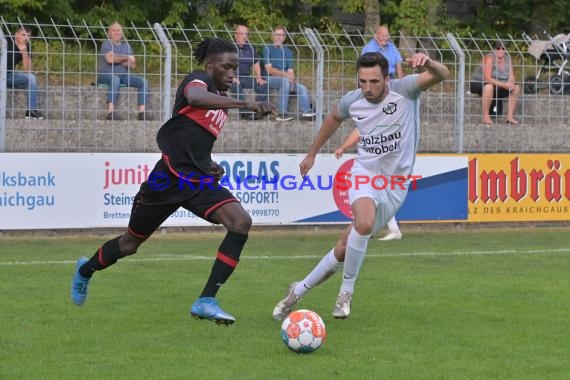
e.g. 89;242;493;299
6;85;308;120
5;85;570;153
4;117;320;152
5;85;162;121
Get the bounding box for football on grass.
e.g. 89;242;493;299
280;309;326;353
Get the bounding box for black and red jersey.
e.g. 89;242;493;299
156;71;228;181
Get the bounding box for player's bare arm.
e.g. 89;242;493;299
300;106;344;176
185;85;276;115
335;129;360;159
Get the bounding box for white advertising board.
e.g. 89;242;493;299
0;153;93;229
0;153;468;229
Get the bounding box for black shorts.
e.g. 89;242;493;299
470;81;509;98
127;159;238;238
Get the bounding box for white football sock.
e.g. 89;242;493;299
294;248;342;297
387;217;400;233
340;227;371;294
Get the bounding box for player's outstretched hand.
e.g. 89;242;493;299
299;155;315;177
334;147;344;159
405;53;430;69
247;101;277;116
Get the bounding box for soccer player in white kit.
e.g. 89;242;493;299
273;51;449;320
335;129;403;241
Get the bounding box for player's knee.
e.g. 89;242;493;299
353;220;374;235
230;213;252;234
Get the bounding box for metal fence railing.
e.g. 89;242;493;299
1;19;569;153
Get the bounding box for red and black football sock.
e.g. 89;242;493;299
200;231;248;298
79;236;124;278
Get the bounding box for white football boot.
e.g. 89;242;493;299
332;290;352;319
272;282;301;321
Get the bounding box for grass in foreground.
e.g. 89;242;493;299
1;226;569;379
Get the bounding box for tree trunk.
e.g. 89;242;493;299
421;0;440;58
363;0;380;34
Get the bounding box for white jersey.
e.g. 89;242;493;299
339;75;421;179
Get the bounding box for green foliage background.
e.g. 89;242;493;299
2;0;569;35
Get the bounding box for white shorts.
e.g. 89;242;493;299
347;167;409;236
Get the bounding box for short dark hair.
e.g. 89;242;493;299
15;25;31;34
493;40;504;50
194;37;237;65
357;52;389;77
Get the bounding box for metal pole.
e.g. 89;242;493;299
303;28;324;133
446;33;465;153
153;23;171;123
0;29;7;152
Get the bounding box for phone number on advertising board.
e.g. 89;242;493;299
247;209;280;217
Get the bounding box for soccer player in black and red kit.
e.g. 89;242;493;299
71;38;276;324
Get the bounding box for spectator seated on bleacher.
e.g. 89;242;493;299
97;22;150;121
5;25;46;120
469;40;520;125
261;26;316;122
229;24;270;121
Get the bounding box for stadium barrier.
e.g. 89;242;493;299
1;20;569;154
1;152;569;230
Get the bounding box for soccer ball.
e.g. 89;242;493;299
280;309;326;353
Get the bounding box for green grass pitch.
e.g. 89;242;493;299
1;226;569;379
